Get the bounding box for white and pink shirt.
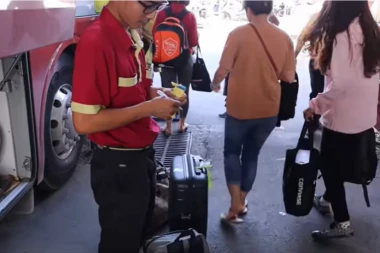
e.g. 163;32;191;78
310;18;379;134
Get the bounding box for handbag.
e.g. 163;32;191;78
249;24;299;121
191;46;212;92
282;121;319;217
279;73;299;121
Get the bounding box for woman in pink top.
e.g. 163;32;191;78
303;1;380;240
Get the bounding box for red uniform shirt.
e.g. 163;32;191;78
153;3;199;48
71;7;159;148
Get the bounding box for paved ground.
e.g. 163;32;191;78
1;19;380;253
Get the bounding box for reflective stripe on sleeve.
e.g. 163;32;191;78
71;102;103;114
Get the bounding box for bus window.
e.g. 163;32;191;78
75;0;96;17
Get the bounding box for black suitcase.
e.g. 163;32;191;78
168;155;208;236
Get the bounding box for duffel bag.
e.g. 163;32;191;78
144;229;210;253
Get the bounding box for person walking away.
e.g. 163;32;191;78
268;12;279;26
295;4;331;213
71;1;186;252
294;10;324;100
218;12;280;118
303;0;380;240
153;0;199;136
211;0;295;222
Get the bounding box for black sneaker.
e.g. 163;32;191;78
313;195;332;216
219;112;227;118
312;222;354;241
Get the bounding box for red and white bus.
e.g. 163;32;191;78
0;0;104;218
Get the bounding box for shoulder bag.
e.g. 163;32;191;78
249;23;299;121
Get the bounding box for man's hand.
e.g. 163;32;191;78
163;88;187;106
210;82;221;93
303;107;315;121
149;96;181;120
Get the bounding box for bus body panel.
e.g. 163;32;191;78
29;16;97;184
0;1;76;58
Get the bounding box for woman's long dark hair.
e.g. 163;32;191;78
303;1;380;78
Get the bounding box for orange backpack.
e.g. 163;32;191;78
153;8;190;67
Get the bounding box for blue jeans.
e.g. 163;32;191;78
224;115;277;192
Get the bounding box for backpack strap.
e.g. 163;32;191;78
177;9;189;20
165;7;189;21
249;23;279;77
165;6;173;17
363;184;371;207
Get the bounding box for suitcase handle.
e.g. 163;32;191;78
195;167;206;175
174;229;196;241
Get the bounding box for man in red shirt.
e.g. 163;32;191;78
71;1;186;252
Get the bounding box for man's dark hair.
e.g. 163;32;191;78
243;0;273;15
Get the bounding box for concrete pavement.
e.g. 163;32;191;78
1;19;380;253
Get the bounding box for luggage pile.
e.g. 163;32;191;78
148;161;170;234
146;155;211;253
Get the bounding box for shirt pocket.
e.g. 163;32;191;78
118;74;138;87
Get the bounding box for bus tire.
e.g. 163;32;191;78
40;53;84;191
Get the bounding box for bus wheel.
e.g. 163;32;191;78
41;53;84;191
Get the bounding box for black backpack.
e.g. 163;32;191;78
342;128;378;207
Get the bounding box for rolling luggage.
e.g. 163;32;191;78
168;155;208;236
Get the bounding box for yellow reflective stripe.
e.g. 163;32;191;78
135;48;142;82
145;44;153;79
145;45;153;65
146;68;153;79
130;29;144;82
118;75;138;87
71;102;103;115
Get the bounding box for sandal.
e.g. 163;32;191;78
239;200;248;216
220;213;244;224
178;123;189;133
161;128;172;137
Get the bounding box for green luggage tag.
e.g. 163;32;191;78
197;162;212;188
